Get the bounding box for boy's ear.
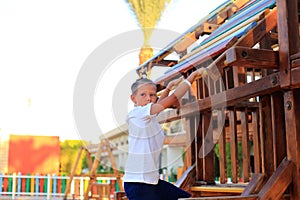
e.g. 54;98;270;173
130;94;136;104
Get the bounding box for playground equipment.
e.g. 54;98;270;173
64;139;123;200
114;0;300;199
0;172;118;199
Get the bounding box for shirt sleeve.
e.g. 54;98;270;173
126;103;154;123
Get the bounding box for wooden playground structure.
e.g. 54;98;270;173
69;0;300;199
64;139;123;200
120;0;299;199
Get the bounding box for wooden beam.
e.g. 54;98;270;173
196;114;204;181
157;60;177;67
191;186;244;196
175;164;196;191
195;23;220;38
236;8;277;47
155;72;282;124
201;111;215;184
277;0;299;87
218;109;227;184
183;116;197;172
258;158;293;200
229;109;238;183
251;110;261;174
291;67;300;87
259;95;275;177
192;8;277;82
242;173;266;195
225;47;279;69
284;89;300;200
174;32;198;53
181;73;281;117
64;146;84;199
271;92;286;167
240;108;250;182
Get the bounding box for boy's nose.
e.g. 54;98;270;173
146;95;151;101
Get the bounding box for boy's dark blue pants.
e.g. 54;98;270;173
124;179;191;200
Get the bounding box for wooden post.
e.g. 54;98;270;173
251;109;261;174
84;139;123;200
217;109;227;184
277;0;299;88
284;90;300;200
201;111;215;184
183;117;195;171
241;108;250;182
259;95;275;177
271;92;286;168
63;146;84;200
229;109;238;183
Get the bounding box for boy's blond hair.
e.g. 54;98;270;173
131;78;157;94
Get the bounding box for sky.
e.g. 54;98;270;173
0;0;225;142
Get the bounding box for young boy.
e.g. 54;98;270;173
124;68;206;200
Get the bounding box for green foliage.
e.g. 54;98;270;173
59;140;87;175
214;141;245;179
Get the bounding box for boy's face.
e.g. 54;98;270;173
131;83;157;106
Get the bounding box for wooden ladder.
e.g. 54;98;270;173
84;139;123;200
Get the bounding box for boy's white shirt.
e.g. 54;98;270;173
123;102;165;184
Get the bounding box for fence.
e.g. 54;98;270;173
0;172;120;200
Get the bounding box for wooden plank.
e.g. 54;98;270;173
203;75;210;98
225;47;279;69
218;110;227;184
195;22;220;38
155;37;237;85
180;72;281;116
241;173;265;195
236;7;277;47
185;20;257;64
196;114;204;181
200;0;276;47
283;89;300;200
259;95;275;177
270;92;286;167
291;67;300;87
191;186;244;194
232;66;246;87
183;116;196;171
240;109;250;182
201;112;215;184
251;110;261;174
64;147;84;199
229;109;238;183
277;0;299;88
155;73;281;127
258;158;293;200
195;19;258;54
208;76;215;96
175;164;196;191
174;32;198;53
213;0;251;24
206;52;228;81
